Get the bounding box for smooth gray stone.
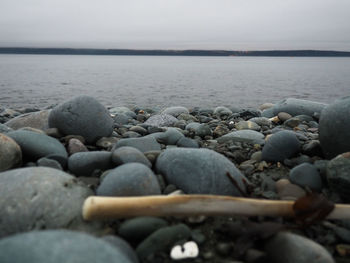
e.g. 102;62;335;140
156;148;247;195
0;230;132;263
68;151;114;177
176;137;200;148
147;128;184;145
265;232;334;263
144;114;178;127
112;146;151;167
97;163;161;196
326;155;350;201
195;123;212;138
289;163;323;191
114;136;161;153
235;120;260;131
136;224;191;260
114;114;131;125
217;130;265;145
109;106;135;116
162;106;189;117
185;122;201;130
0;167;95;238
249;117;272;126
0;124;13;133
102;235;139;263
262;131;300;162
118;217;168;243
319;96;350;158
0;133;22;172
48;96;114;144
7;130;67;160
37;157;63;170
214;106;233;119
263;98;327;117
5;110;50;131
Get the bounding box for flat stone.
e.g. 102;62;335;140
262;98;327;118
144;114;178;127
319;96;350;158
112;146;152;167
68;151;114;177
118;217;169;243
7;130;67;160
156;148;248;195
0;230;132;263
262;131;300;162
265;232;334;263
217;130;265;145
162;106;189;117
48;96;114;144
0;133;22;172
97;163;161;196
5;110;50;130
289;163;323;191
136;224;191;260
114;136;161;153
0;167;96;238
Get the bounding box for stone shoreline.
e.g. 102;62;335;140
0;96;350;263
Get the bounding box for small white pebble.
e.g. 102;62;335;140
170;241;199;260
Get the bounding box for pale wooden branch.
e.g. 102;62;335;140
82;195;350;221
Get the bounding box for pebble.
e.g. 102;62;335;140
0;124;13;133
217;130;265;145
0;230;132;263
48;96;114;144
118;217;168;243
67;138;88;155
262;131;300;162
96;163;161;196
68;151;114;177
276;179;307;200
235;120;261;131
156;148;248;195
265;232;335;263
112;146;152;167
249;117;272;126
162;106;189;117
144;113;178;127
289;163;323;191
7;130;67;160
129;125;148;136
96;137;119;149
0;133;22;172
0;167;96;238
319;96;350;158
37;157;63;170
326;154;350;201
136;224;191;260
277;112;292;122
4;110;50;131
114;136;161;153
214;106;232;119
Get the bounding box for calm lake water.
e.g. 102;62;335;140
0;54;349;109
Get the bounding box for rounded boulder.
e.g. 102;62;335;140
48;96;114;144
319;96;350;158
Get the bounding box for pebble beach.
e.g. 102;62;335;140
0;95;350;263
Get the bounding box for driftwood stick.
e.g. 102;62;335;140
82;195;350;221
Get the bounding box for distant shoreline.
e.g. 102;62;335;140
1;47;350;57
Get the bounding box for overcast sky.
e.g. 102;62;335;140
1;0;349;50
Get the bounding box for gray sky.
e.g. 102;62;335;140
1;0;350;50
